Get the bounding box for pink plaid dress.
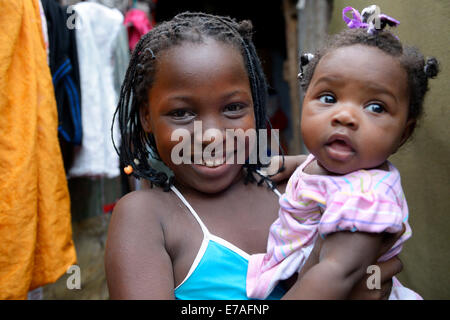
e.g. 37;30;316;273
247;154;422;300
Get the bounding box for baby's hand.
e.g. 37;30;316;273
259;155;307;182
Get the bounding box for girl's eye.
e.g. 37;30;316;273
318;94;336;104
169;109;195;120
224;104;245;116
365;103;385;114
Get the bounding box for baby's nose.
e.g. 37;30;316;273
331;106;359;129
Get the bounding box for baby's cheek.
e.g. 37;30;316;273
361;137;396;166
301;121;320;152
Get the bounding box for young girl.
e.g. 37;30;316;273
105;11;404;300
246;6;439;300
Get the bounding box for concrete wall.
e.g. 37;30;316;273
329;0;450;299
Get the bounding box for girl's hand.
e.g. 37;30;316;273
340;224;406;300
347;257;403;300
346;224;406;300
294;224;406;300
259;155;307;182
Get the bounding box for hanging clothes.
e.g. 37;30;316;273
124;8;153;51
0;0;76;300
41;0;83;173
68;2;123;178
87;0;130;14
38;0;50;64
112;24;130;96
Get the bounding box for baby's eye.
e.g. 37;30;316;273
365;103;385;114
318;94;336;104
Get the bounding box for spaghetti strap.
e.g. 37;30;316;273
170;181;282;234
170;185;210;236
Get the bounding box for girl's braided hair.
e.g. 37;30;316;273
112;12;278;190
299;28;440;122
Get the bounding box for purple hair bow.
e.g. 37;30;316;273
342;6;400;34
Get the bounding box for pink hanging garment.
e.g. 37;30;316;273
124;8;152;51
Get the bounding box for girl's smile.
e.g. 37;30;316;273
141;38;255;193
301;44;415;174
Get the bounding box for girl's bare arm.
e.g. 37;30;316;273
105;192;175;299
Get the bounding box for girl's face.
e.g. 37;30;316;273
301;44;415;174
141;39;255;193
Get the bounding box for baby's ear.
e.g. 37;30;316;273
398;118;416;149
140;105;152;133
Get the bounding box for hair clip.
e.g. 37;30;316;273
298;53;314;80
343;6;399;35
144;47;156;59
424;57;439;78
301;53;314;65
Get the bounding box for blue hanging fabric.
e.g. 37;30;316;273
52;58;82;145
42;0;83;146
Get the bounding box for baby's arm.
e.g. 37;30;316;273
283;231;384;299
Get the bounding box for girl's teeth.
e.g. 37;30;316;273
200;158;225;167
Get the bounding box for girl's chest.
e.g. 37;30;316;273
171;189;279;250
164;186;281;287
195;187;280;247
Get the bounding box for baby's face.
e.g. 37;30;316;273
301;44;415;174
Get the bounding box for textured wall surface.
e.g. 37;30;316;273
329;0;450;299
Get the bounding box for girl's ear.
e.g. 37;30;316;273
140;105;152;133
398;118;416;149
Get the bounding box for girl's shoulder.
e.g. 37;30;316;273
106;186;181;261
112;186;178;223
105;187;184;299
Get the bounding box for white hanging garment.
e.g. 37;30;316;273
69;2;123;178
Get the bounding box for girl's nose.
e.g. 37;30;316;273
202;127;224;146
331;106;359;130
192;119;225;146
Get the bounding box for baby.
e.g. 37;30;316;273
247;5;439;300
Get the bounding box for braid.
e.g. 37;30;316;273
112;12;280;189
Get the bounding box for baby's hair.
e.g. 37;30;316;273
112;12;276;190
299;28;440;121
